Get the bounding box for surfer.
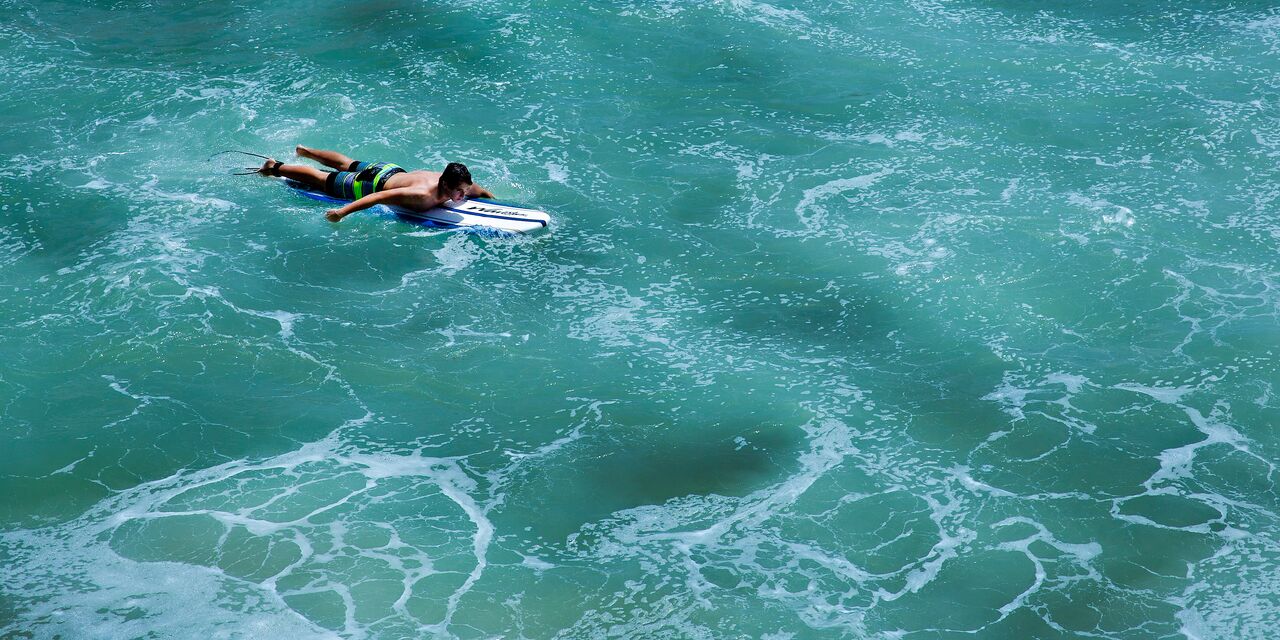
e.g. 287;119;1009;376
256;145;495;222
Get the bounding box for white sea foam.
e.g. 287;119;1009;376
794;170;893;232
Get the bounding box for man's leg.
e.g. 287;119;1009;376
259;158;331;189
296;145;357;170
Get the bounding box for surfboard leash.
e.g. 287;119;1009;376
208;149;273;175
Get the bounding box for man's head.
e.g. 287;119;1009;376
438;162;473;202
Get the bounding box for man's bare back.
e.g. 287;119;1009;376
377;170;492;211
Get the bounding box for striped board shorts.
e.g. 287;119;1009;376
324;161;406;200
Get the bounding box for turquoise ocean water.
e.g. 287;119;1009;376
3;1;1280;637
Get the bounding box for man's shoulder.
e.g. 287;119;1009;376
393;187;442;208
397;186;435;199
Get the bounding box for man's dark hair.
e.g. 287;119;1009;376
441;162;472;190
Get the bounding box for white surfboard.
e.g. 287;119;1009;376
391;197;550;233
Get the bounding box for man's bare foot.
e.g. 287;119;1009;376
258;158;279;176
296;145;316;160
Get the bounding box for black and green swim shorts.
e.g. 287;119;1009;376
324;161;406;200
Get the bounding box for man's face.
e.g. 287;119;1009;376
439;179;470;203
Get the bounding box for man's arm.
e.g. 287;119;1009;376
467;184;495;199
325;188;420;222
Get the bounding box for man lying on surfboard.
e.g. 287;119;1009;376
257;145;495;222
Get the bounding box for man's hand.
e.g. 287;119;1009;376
325;209;345;222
